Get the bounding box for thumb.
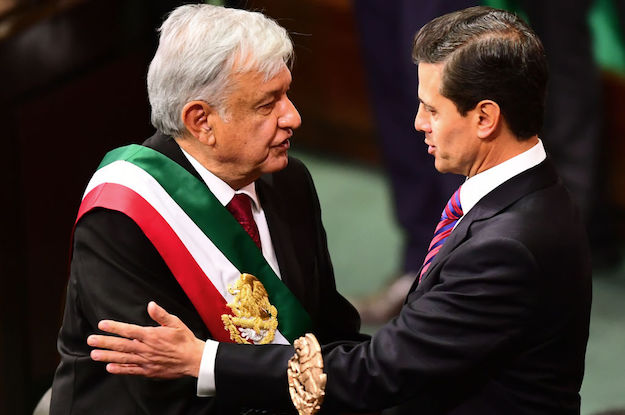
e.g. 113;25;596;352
147;301;181;327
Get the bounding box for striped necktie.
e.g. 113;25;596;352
419;187;463;282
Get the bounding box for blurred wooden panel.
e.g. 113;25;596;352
248;0;379;163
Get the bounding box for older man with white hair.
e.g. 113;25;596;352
50;4;361;414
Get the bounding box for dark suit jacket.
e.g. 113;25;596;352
50;132;362;414
215;158;592;414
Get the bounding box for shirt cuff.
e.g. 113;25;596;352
197;339;219;397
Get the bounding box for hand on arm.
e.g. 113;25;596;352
88;301;205;379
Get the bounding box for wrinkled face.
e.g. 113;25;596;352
211;64;301;183
414;62;479;176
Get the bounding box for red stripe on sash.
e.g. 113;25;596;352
77;183;233;342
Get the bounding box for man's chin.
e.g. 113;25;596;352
434;159;447;174
434;161;464;176
262;154;289;174
434;162;457;175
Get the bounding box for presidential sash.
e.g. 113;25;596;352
75;144;312;344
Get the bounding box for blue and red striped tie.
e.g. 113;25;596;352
419;187;463;282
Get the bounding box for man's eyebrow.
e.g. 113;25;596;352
254;86;288;105
253;91;277;105
419;97;434;109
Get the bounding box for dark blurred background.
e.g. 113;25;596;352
0;1;623;414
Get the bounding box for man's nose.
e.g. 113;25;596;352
414;105;428;132
278;98;301;130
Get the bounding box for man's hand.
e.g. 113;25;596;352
88;301;205;379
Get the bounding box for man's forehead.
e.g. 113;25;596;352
236;62;289;82
417;62;443;97
418;62;443;82
232;66;291;97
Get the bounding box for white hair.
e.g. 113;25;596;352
147;4;294;137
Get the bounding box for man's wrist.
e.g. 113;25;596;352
189;337;206;378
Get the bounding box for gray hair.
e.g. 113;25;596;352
147;4;294;137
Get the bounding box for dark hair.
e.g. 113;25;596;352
412;6;547;139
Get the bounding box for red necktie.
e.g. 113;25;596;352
419;186;463;282
226;193;262;250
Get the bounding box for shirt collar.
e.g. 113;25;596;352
180;147;260;211
460;139;546;215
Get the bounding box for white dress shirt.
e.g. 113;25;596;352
457;139;546;224
180;148;282;396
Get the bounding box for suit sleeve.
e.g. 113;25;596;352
51;209;217;414
215;235;539;412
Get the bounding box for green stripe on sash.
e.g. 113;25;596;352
99;144;312;342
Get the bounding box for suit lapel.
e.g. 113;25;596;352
255;175;308;305
416;158;559;287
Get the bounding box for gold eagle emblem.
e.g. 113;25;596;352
221;273;278;344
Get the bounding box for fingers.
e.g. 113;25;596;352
106;363;150;377
91;349;147;365
147;301;182;328
98;319;150;341
95;302;182;345
106;363;157;378
105;363;178;379
87;334;145;354
86;303;202;380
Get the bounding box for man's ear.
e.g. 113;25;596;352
475;100;501;140
181;100;217;146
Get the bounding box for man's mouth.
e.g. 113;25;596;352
425;140;435;154
273;128;293;150
273;138;290;149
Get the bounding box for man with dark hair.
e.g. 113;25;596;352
351;1;467;325
89;7;592;414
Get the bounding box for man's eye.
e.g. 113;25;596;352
259;102;275;112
